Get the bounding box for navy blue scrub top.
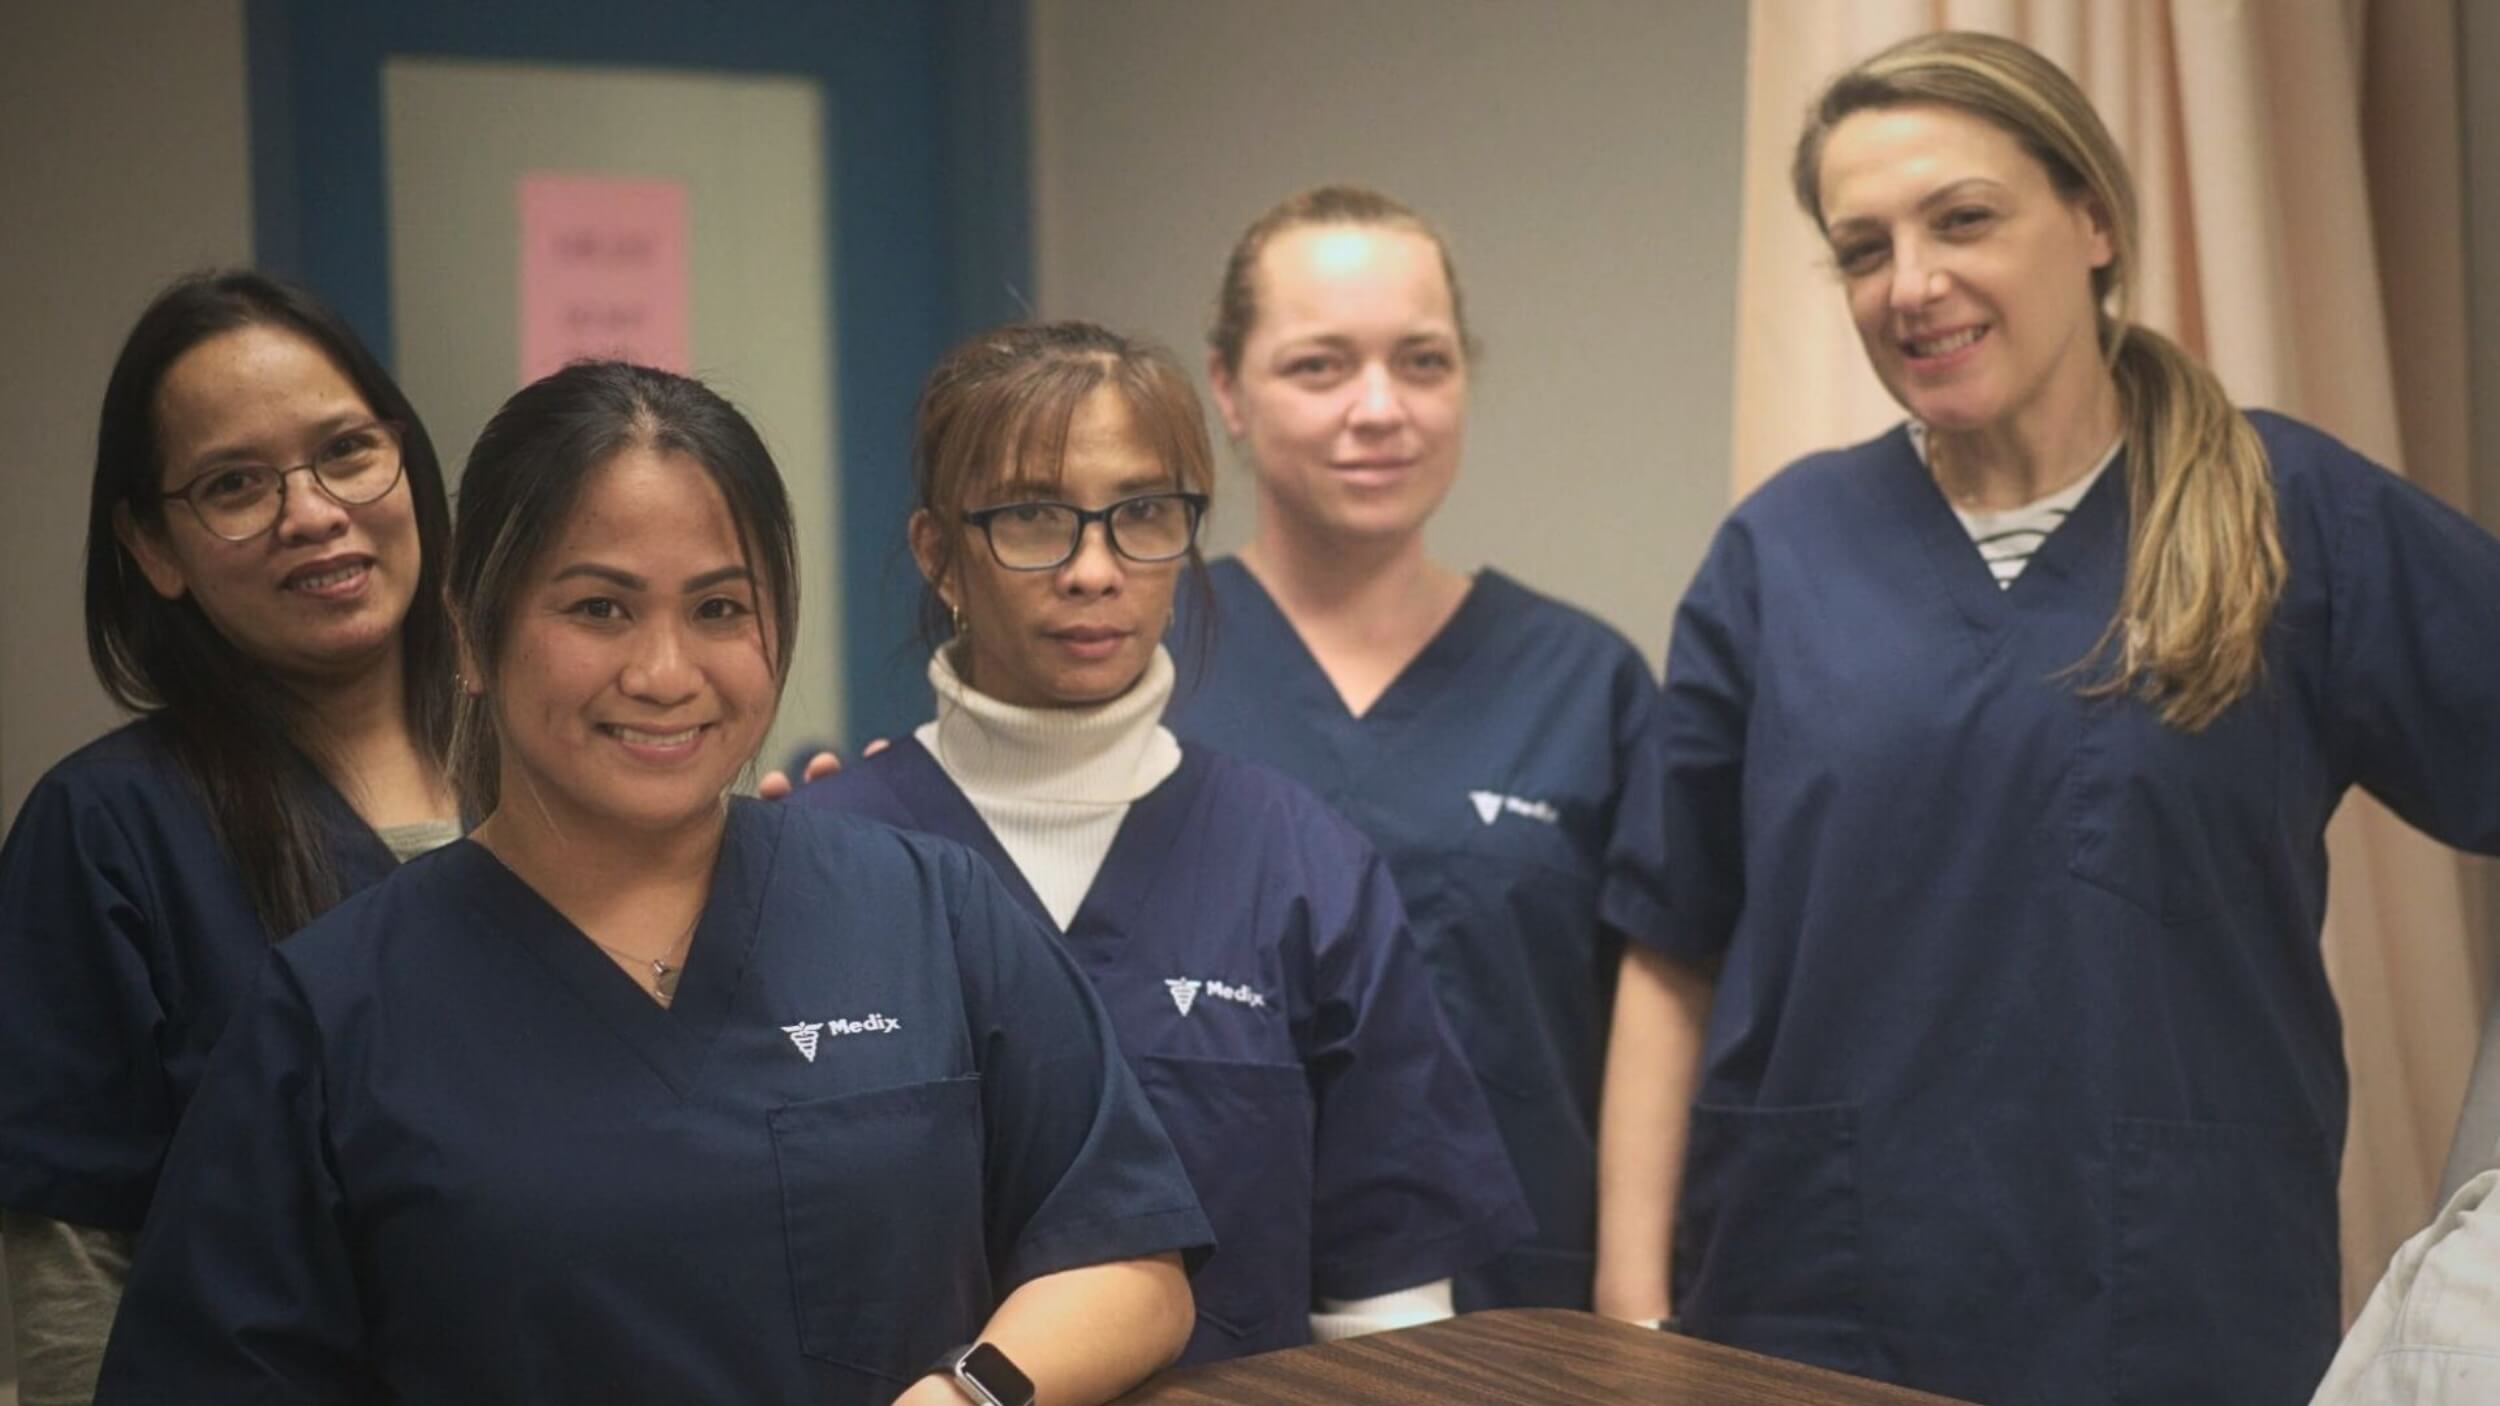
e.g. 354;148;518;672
803;739;1532;1362
0;721;397;1229
95;800;1213;1405
1169;562;1670;1311
1651;414;2500;1406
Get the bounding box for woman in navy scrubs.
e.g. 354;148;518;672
0;271;458;1402
96;362;1210;1405
1163;187;1673;1313
1598;32;2500;1406
802;321;1531;1363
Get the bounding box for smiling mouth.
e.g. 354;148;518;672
600;723;708;747
283;560;371;593
1903;326;1987;358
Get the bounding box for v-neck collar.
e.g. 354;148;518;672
446;800;780;1097
287;747;409;890
1877;425;2129;636
876;737;1207;958
1206;556;1510;729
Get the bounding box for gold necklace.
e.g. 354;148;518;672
585;920;698;1008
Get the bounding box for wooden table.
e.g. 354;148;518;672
1114;1310;1973;1405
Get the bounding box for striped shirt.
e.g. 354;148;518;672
1908;423;2121;589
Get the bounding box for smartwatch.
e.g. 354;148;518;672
928;1341;1035;1406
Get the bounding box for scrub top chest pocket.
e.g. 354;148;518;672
1397;835;1600;1107
771;1075;991;1382
2063;685;2283;925
1134;1054;1316;1355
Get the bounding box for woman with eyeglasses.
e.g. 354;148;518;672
800;321;1530;1363
0;270;457;1401
1161;187;1674;1314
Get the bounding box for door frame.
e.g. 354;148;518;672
245;0;1032;745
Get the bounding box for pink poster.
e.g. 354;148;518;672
517;174;691;385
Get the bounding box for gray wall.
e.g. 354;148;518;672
2473;0;2500;528
1029;0;1751;667
0;0;253;1387
0;0;254;827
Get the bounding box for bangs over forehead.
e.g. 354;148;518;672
925;349;1214;510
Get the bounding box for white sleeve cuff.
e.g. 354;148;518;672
1307;1278;1455;1341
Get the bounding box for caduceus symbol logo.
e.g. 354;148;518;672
782;1021;827;1062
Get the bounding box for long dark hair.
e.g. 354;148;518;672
447;361;799;819
83;269;456;937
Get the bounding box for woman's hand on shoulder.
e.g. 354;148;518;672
756;741;885;800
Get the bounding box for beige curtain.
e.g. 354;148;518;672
1733;0;2487;1317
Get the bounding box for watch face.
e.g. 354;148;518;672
960;1342;1035;1406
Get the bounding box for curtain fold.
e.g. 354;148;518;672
1732;0;2486;1318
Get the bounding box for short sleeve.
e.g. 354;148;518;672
1303;839;1533;1299
0;771;176;1229
92;955;375;1401
946;854;1214;1288
2323;454;2500;855
1643;517;1761;964
1597;652;1672;949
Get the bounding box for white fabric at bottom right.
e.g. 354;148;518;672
2312;1150;2500;1404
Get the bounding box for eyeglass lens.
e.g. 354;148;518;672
987;495;1196;568
187;424;404;540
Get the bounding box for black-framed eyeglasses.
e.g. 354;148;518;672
961;492;1209;571
158;420;409;543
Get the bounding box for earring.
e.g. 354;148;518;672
951;604;967;640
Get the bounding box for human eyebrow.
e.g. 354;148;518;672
549;563;646;590
1916;178;2010;211
1274;336;1355;360
1824;179;2011;238
681;565;754;593
181;411;378;472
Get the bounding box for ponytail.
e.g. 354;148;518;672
2082;323;2285;731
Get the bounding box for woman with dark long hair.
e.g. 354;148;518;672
98;360;1208;1406
0;270;457;1401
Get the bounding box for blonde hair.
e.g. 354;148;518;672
1208;184;1477;377
1794;31;2284;731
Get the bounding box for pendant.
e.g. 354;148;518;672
651;959;681;1008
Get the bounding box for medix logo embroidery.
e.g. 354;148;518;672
1164;977;1266;1017
781;1014;902;1062
1469;789;1559;826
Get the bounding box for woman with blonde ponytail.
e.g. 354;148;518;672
1595;30;2500;1406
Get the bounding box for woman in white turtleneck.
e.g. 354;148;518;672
800;321;1530;1367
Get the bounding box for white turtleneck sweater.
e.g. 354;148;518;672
918;645;1183;931
917;644;1456;1338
